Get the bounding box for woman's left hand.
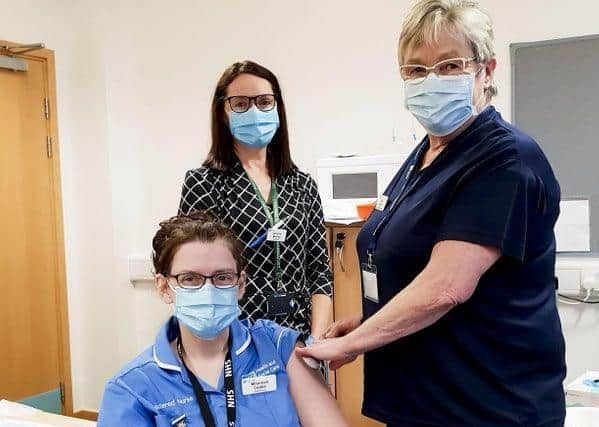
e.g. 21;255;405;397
295;337;358;370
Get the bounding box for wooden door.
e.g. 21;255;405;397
331;226;383;427
0;43;71;414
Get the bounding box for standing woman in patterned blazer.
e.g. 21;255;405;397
179;60;332;342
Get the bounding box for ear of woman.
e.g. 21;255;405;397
155;274;173;304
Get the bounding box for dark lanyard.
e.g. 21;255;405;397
245;173;283;291
366;143;428;265
177;337;236;427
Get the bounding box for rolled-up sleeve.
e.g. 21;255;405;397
436;158;535;261
304;177;333;296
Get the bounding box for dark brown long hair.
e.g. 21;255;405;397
204;60;296;178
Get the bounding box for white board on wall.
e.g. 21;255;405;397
555;199;591;253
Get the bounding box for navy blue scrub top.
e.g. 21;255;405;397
356;107;566;427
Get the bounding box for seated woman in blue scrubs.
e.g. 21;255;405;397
97;211;348;427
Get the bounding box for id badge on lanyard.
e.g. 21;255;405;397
374;194;388;211
361;261;379;303
246;173;284;287
267;227;287;242
363;147;424;305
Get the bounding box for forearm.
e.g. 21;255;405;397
310;294;333;338
305;177;334;339
344;270;460;355
341;241;499;356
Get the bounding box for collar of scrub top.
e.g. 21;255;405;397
153;316;253;389
365;106;498;262
365;142;428;261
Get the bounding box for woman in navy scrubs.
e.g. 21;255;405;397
298;1;566;426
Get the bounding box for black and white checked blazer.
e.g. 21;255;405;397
178;161;333;338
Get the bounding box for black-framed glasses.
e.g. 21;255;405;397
168;271;239;290
226;94;276;113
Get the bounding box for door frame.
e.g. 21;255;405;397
1;39;73;415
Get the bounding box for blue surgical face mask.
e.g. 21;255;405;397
404;72;481;137
228;107;280;148
170;283;241;340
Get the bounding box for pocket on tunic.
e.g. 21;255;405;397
154;413;188;427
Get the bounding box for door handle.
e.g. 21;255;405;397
334;232;346;272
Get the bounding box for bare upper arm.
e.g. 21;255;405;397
423;240;501;304
287;344;348;427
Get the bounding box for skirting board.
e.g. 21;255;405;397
73;410;98;421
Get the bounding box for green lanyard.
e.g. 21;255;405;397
246;173;283;290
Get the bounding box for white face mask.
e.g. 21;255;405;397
404;71;484;137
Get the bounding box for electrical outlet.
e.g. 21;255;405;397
579;284;599;297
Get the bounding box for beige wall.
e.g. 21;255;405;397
2;0;599;412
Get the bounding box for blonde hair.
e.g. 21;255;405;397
398;0;497;97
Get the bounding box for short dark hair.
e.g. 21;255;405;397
204;60;296;178
152;210;247;276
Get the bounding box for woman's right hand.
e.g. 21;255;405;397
321;316;362;339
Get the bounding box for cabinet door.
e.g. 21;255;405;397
332;227;384;427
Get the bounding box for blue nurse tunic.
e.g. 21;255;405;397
97;317;301;426
356;107;566;427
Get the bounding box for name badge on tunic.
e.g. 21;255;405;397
361;263;379;303
242;374;278;395
375;195;389;211
267;228;287;242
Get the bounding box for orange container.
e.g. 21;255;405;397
356;201;376;220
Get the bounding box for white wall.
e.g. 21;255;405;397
3;0;599;412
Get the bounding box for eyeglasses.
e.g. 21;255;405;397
226;94;276;113
168;271;239;290
399;57;478;82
